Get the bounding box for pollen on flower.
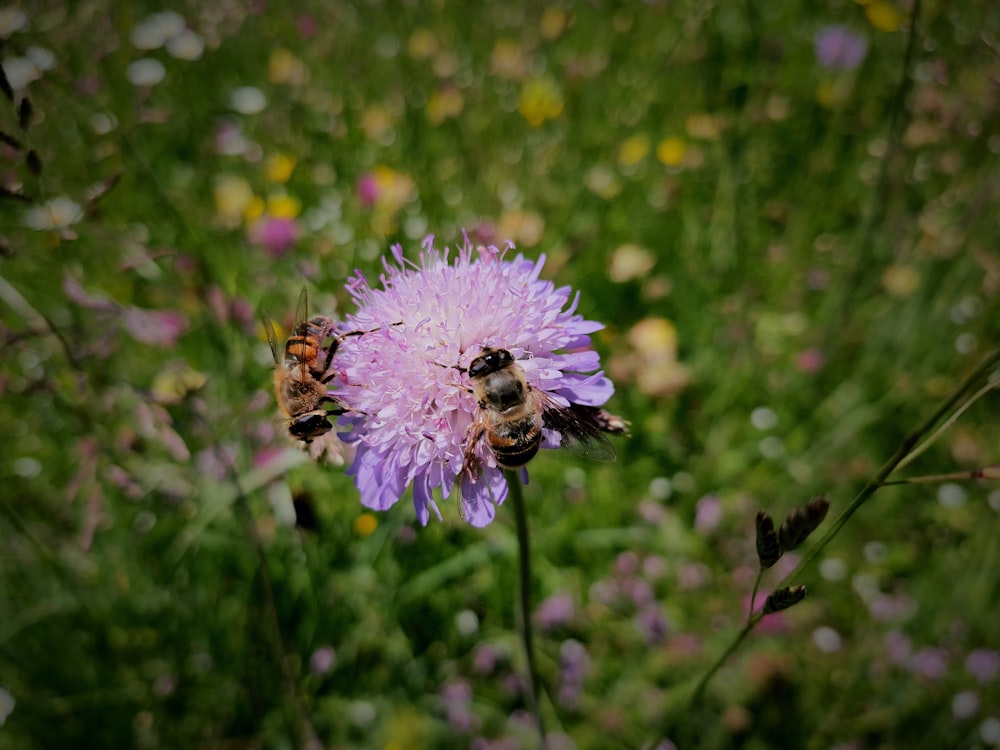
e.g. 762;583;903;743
330;234;618;527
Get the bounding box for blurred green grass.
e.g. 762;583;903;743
1;1;999;748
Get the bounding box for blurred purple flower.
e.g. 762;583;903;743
966;649;1000;684
309;646;336;675
884;629;912;665
814;25;868;71
535;591;575;632
441;679;478;733
614;551;640;576
909;647;949;680
122;307;188;346
472;644;501;675
558;639;590;710
250;215;299;257
636;605;670;645
333;235;615;526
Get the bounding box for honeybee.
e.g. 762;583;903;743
460;347;627;479
263;288;351;444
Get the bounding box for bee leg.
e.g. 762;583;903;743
317;335;341;375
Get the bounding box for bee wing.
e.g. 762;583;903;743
262;312;282;366
537;393;619;462
294;285;310;330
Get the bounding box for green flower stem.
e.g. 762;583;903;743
505;469;546;743
685;348;1000;711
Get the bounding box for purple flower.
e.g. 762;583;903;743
558;639;590;709
814;25;868;71
535;591;575;632
909;647;949;680
333;235;616;526
966;649;1000;684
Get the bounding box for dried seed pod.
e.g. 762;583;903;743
0;66;12;102
755;510;782;569
18;97;32;129
762;585;807;615
26;149;42;176
778;496;830;551
0;130;22;150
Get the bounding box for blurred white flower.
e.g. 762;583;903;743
26;46;55;71
230;86;267;115
1;57;41;89
166;29;204;60
0;686;13;726
25;197;83;230
0;6;28;38
126;58;166;87
130;10;186;50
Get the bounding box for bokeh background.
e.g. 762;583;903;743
1;1;999;748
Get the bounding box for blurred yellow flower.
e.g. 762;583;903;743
618;133;650;167
151;363;207;405
882;264;921;297
491;38;529;80
426;86;464;125
266;153;296;183
243;195;265;222
213;175;253;227
608;317;690;397
519;77;564;126
408;28;439;60
629;317;678;355
584;164;622;199
361;104;395;142
497;209;545;247
866;1;901;31
354;513;378;536
685;113;724;140
541;7;568;39
816;79;852;108
268;48;309;85
608;243;656;283
656;136;687;167
267;193;301;219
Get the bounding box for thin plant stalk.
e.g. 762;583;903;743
685;348;1000;710
505;469;546;744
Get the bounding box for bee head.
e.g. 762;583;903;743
468;347;515;379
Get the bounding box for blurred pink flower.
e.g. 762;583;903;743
249;215;299;256
356;172;379;208
122;307;188;346
694;494;723;534
309;646;336;675
796;347;825;373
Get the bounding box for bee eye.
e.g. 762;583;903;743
468;356;489;378
497;349;514;365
